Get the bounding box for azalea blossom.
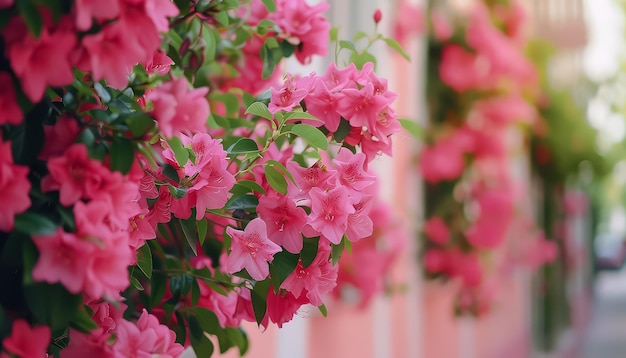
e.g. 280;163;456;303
0;137;30;232
307;186;355;244
1;320;51;358
225;218;282;280
258;194;308;253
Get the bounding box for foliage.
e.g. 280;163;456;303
0;0;405;356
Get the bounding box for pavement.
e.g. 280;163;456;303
581;267;626;358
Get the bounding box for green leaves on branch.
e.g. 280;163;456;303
289;124;328;150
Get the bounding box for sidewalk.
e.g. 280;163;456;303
582;267;626;357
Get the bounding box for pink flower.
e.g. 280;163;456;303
307;186;355;244
39;116;80;160
281;243;337;305
474;95;535;126
332;148;377;201
465;187;514;249
2;320;51;358
286;161;334;199
225;218;282;280
419;141;465;183
114;310;183;357
423;249;447;273
42;143;108;206
147;77;210;138
0;72;22;125
265;288;309;328
9;18;76;101
0;0;13;9
32;229;93;293
73;0;120;30
0;138;31;231
61;328;114;358
439;45;491;92
393;1;423;46
268;74;309;114
431;9;453;41
336;83;390;131
345;196;374;242
144;49;174;75
257;194;308;253
424;217;449;245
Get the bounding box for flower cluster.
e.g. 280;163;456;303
413;0;555;315
0;0;404;356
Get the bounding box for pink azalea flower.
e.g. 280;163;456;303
0;0;13;8
465;187;514;249
0;72;22;125
9;18;76;101
431;8;453;41
61;328;114;358
141;0;179;33
393;0;424;46
147;77;210;138
439;45;491;92
2;320;51;358
336;83;391;131
286;161;334;199
42;143;108;206
144;49;175;75
307;186;355;244
32;228;94;293
73;0;120;30
418;141;465;183
423;249;447;274
265;288;309;328
424;217;450;245
474;95;535;126
345;196;374;242
332;148;377;201
225;218;282;280
281;243;337;305
268;74;309;114
0;138;31;231
128;212;157;250
258;194;308;253
114;310;183;357
39;116;80;160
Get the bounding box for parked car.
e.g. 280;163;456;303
594;233;626;270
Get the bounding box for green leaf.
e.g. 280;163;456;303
353;31;369;42
383;37;411;61
331;237;346;266
17;0;42;37
349;51;377;70
126;113;155;138
110;136;135;174
225;194;259;211
318;303;328;317
197;218;208;246
211;93;240;116
162;164;180;182
269;251;299;292
251;279;271;325
290;124;328;150
265;165;288;194
10;101;46;166
167;136;189;166
214;10;229;26
202;24;217;63
24;283;82;332
189;316;215;357
334;118;352;142
399;118;423;140
245;102;273;120
14;213;57;236
300;237;320;268
191;279;201;306
130;275;145;291
233;179;266;195
227;137;260;154
266;160;295;183
150;271;168;308
180;217;198;255
94;82;112;103
339;40;356;52
283;111;323;123
136;243;153;279
261;0;276;12
71;306;99;333
329;27;338;42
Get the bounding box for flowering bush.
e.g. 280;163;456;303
408;0;556;315
0;0;406;356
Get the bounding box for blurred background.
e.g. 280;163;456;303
213;0;626;357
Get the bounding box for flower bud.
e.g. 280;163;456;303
373;9;382;24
